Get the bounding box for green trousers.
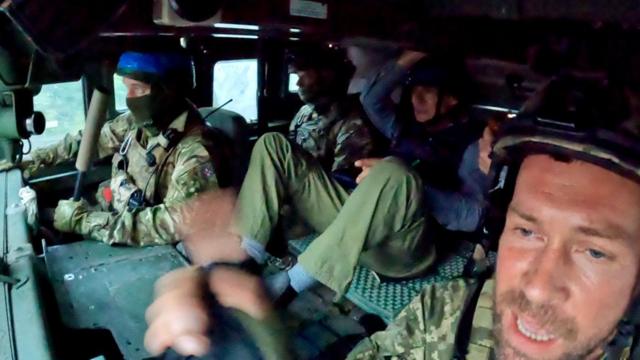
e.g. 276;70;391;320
235;133;435;296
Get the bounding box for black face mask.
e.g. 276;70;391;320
127;94;157;135
126;86;188;137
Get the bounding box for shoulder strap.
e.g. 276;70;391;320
453;276;488;359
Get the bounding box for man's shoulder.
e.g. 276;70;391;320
105;111;136;132
352;278;482;359
385;278;477;341
109;111;135;125
174;129;213;161
402;277;494;354
410;277;478;319
292;104;314;122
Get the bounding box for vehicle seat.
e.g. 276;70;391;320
198;108;251;188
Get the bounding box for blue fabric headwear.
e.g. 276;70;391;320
116;51;194;91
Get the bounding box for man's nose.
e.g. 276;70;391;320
521;246;571;305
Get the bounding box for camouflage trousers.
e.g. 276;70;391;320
234;133;435;296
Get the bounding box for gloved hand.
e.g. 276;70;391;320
22;159;40;178
54;198;90;233
0;160;17;172
0;159;42;179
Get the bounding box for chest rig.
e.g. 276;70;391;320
110;127;182;212
291;104;341;160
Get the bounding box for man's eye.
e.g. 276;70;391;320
587;248;607;260
515;227;534;237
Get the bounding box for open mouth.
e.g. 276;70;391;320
504;311;560;357
516;315;556;342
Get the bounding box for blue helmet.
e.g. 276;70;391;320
116;51;194;92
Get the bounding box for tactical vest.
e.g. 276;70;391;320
110;127;182;213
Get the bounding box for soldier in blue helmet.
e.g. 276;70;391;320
31;51;219;246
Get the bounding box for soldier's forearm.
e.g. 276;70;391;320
31;132;83;167
106;204;181;247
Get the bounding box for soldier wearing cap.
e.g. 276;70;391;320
288;45;375;177
33;51;219;246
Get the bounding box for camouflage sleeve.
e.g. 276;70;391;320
95;112;135;158
80;139;219;246
29;131;82;168
346;278;476;360
29;112;133;169
331;118;374;172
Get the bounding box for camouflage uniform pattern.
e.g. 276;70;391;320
347;277;636;359
46;111;218;246
347;278;495;360
289;99;374;172
28;112;134;174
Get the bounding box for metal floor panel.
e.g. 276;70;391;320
44;241;187;359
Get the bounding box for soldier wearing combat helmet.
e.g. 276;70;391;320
38;51;219;246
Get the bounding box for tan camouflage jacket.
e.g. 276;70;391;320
289;98;374;173
34;111;218;246
30;112;136;171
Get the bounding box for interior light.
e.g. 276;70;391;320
289;28;302;33
213;34;259;39
214;23;260;31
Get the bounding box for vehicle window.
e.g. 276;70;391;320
31;80;85;151
113;74;128;112
213;59;258;123
288;73;299;93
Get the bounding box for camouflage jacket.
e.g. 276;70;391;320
289;98;374;173
30;112;136;171
347;278;495;360
347;277;636;359
40;111;219;246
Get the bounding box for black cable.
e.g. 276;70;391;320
15;139;31;164
22;138;32;156
140;145;178;207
